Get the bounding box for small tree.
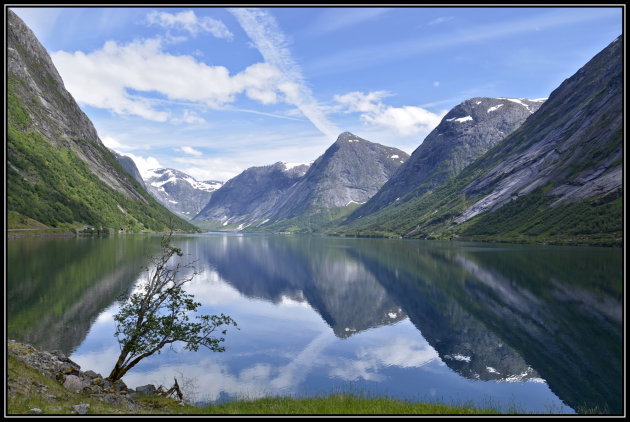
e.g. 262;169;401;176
107;231;237;382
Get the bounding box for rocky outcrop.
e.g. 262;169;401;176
348;97;544;220
7;340;145;413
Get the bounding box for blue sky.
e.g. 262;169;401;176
10;6;622;182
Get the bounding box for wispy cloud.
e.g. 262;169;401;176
306;7;620;76
177;146;203;156
300;8;389;37
147;10;233;40
229;8;341;139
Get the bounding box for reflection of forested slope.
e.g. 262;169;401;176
193;235;405;338
347;239;623;414
7;236;160;355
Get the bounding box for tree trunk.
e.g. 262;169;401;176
107;350;129;382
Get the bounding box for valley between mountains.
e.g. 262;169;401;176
7;9;623;246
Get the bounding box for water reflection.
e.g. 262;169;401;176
7;235;161;355
188;235;622;413
6;234;622;413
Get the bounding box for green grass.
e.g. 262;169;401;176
8;354;506;415
188;394;503;415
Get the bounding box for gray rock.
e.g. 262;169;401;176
135;384;157;396
83;370;100;379
51;350;67;361
72;403;90;415
63;374;88;393
113;379;128;393
28;408;43;414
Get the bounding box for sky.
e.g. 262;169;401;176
10;6;623;182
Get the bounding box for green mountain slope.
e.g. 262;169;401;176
332;36;623;246
6;10;199;233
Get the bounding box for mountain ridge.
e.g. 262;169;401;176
332;35;623;246
194;132;410;232
346;97;545;221
7;9;199;233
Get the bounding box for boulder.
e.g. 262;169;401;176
136;384;157;396
63;375;88;393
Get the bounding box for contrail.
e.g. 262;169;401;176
229;8;340;139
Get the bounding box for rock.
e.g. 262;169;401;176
28;408;42;414
63;375;88;393
51;350;67;361
113;380;128;393
135;384;157;396
72;403;90;415
84;370;101;379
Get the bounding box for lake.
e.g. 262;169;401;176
6;233;623;414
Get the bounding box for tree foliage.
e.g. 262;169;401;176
107;232;237;382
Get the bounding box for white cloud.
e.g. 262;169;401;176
101;135;127;151
121;152;162;178
178;146;203;156
147;10;233;40
172;110;206;125
433;81;440;87
335;91;446;137
229;8;341;139
50;38;284;122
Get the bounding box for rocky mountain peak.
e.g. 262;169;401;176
346;96;545;221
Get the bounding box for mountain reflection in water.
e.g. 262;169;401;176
7;234;622;414
192;235;622;413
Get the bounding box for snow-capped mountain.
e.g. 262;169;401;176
144;168;223;219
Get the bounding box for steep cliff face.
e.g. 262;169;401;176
349;97;544;220
335;36;622;245
6;9;198;232
7;10;146;203
455;36;623;223
144;168;222;220
112;151;146;190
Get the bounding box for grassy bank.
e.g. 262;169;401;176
7;354;502;415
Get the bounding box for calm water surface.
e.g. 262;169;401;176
7;233;623;414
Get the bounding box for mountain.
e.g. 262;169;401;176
6;9;199;233
144;168;223;220
112;151;146;190
347;97;545;220
333;36;623;246
193;161;310;229
272;132;410;219
194;132;410;232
